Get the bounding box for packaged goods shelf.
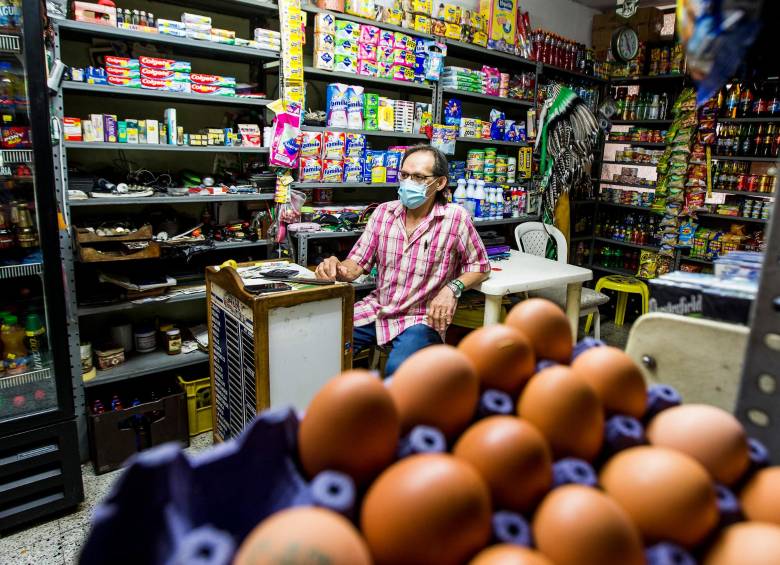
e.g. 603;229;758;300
679;255;714;265
300;125;428;139
443;39;537;69
719;117;780;123
604;141;666;148
455;137;530;148
83;349;209;388
711;155;778;163
472;215;540;227
441;88;534;107
710;189;775;198
598;201;657;212
541;62;608;83
696;213;768;224
593;236;659;252
303;67;434;92
64;141;270;153
56;20;279;62
590;264;648;279
164;0;278;15
609;74;686;84
601;160;659;167
68;193;275;206
597;180;657;191
0;262;43;280
62;81;273;107
611;119;673;126
291;182;398;189
301;4;434;40
78;290;207;317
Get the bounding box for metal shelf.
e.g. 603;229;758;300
213;239;271;250
68;193;274;206
292;182;398;189
609;74;685;84
292;230;362;240
719;117;780;124
300;125;427;139
604;140;666;148
78;289;207;317
710;189;775;199
590;264;647;279
601;160;659;167
0;367;54;390
62;81;272;107
679;255;713;265
456;137;529;148
571;235;593;242
598;201;657;213
696;213;768;224
0;262;43;280
64;141;269;153
541;62;608;84
594;236;659;252
301;4;434;40
598;180;657;191
441;88;534;108
443;39;537;69
163;0;278;15
57;19;278;62
611;119;672;126
473;215;539;227
304;67;434;92
83;349;209;388
711;154;778;163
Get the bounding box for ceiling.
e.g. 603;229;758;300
571;0;675;11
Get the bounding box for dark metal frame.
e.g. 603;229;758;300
0;0;75;438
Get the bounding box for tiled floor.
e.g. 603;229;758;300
0;432;214;565
0;320;632;564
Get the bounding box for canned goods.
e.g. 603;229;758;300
467;149;485;170
759;175;773;193
747;174;761;193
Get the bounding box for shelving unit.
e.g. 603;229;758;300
593;236;659;251
441;88;534;108
604;141;666;148
62;81;273;107
611;119;673;126
83;350;210;388
696;213;768;224
64;141;270;153
609;74;685;84
301;125;427;140
69;193;275;206
303;67;435;92
710;189;775;198
455;137;529;148
711;155;778;163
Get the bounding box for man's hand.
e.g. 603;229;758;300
315;256;341;281
428;286;458;332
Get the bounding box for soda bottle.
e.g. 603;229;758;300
770;84;780;116
753;124;765;157
753;85;768;117
93;400;105;415
724;83;740;118
2;314;28;375
739;83;755;117
24;313;47;370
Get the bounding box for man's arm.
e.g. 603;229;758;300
315;257;364;282
314;206;384;281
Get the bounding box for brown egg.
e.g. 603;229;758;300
389;345;479;438
703;522;780;565
361;453;492;565
505;299;572;364
740;466;780;525
458;324;536;395
298;370;399;485
453;416;552;513
570;346;647;418
516;366;604;461
600;446;719;547
469;545;553;565
532;485;644;565
234;506;371;565
646;404;749;486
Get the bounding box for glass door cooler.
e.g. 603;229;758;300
0;0;82;531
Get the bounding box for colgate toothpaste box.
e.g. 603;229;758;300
190;73;237;87
106;66;140;78
141;77;191;93
140;67;190;82
191;84;236;97
104;56;139;69
138;56;192;73
107;76;141;88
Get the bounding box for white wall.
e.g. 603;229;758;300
376;0;601;46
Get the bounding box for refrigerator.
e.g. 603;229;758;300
0;0;83;531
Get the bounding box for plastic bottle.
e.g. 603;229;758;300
454;179;467;209
474;180;486;220
492;188;501;219
24;313;47;370
465;179;476;218
2;314;28;375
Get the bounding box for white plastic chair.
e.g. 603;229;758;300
514;222;608;340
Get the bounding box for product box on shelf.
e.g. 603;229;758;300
73;1;117;26
64;118;82;142
479;0;517;52
191;84;236;97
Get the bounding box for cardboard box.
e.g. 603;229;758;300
63;118;82;142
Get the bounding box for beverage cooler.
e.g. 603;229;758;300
0;0;83;531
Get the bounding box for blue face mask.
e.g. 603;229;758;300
398;178;436;209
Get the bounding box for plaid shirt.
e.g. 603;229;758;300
348;200;490;345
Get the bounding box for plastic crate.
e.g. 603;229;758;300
178;375;213;437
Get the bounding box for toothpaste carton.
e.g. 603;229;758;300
181;12;211;26
314;13;335;34
140;67;190;82
107;76;141;88
186;31;212;41
211;28;235;39
191;84;236;97
104;56;139;69
146;120;160;144
190;73;237;87
321;160;344;182
300;131;323;157
141;78;191;93
156;18;185;30
85;67;107;85
299;158;323;182
106;66;140;78
360;24;380;45
159;27;186;38
139;56;192;73
63;118;82;142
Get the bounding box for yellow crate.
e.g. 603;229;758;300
177;375;213;437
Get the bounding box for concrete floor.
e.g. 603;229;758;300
0;432;214;565
0;321;632;564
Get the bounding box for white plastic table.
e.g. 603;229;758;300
477;250;594;341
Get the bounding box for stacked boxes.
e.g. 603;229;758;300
182;12;212;42
253;28;281;51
